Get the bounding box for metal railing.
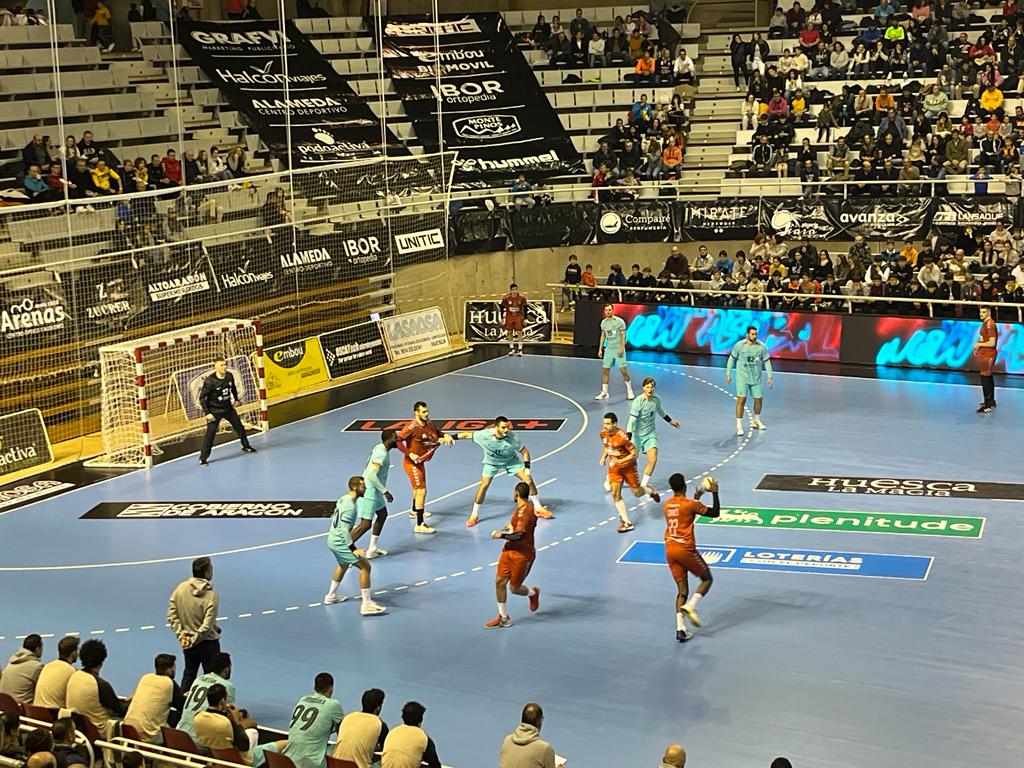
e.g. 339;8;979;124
545;281;1024;321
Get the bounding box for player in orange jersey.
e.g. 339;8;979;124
484;482;541;629
396;401;453;534
599;412;660;533
501;283;527;356
974;305;999;413
663;473;720;643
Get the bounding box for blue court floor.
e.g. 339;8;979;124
1;353;1022;768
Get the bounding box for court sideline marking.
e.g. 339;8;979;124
1;363;752;639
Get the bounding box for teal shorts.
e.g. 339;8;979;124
736;379;764;399
483;460;526;478
356;495;384;520
602;346;627;369
635;433;658;453
330;544;359;566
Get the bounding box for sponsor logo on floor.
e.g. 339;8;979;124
618;542;933;580
342;418;565;432
0;480;75;512
699;506;985;538
757;474;1024;501
81;501;335;519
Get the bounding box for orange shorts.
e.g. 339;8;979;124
978;349;996;377
403;456;426;490
607;459;639;490
505;314;524;331
497;550;534;588
666;541;710;582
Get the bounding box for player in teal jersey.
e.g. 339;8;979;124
280;673;345;768
177;652;235;738
323;477;387;615
625;377;680;493
725;325;774;436
596;304;635;400
349;429;398;559
454;416;553;528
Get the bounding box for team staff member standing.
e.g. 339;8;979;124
198;357;257;466
725;325;773;436
975;305;999;413
168;556;222;692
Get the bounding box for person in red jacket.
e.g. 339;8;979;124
161;148;182;187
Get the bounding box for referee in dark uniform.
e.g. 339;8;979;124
198;357;257;466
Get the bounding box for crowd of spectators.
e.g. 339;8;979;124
0;620;713;768
736;0;1024;191
17;131;253;206
562;228;1024;315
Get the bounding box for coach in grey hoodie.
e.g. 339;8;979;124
167;556;221;692
0;634;44;703
499;703;557;768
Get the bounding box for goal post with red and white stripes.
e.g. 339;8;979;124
87;318;268;468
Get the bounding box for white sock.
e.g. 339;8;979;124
498;602;508;618
641;473;651;487
754;414;763;424
517;344;523;351
471;502;481;518
685;592;703;609
676;612;685;630
361;588;371;606
328;579;340;594
528;586;538;597
625;382;634;395
601;384;608;394
736;418;744;430
529;494;542;508
614;499;629;522
368;534;379;550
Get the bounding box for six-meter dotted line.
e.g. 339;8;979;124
1;365;755;640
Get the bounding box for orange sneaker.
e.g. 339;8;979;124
465;516;479;528
535;506;554;519
529;587;540;613
484;615;512;629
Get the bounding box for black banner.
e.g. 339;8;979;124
681;199;760;241
177;20;401;165
450;208;510;254
835;198;933;241
81;500;336;519
510;203;596;250
930;197;1017;237
759;198;844;240
275;225;394;288
596;201;675;244
0;409;53;478
464;299;553;343
757;474;1024;501
0;283;73;354
319;320;390;379
63;260;145;339
378;14;581;181
343;417;566;432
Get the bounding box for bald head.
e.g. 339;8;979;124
521;702;544;729
28;753;57;768
662;744;687;767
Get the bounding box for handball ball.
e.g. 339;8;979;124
702;476;718;492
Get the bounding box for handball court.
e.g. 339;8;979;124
1;351;1022;768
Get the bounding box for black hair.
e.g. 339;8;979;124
401;701;426;726
206;683;228;708
210;652;232;675
57;636;80;660
314;673;334;693
51;719;75;744
515;482;531;501
382;428;397;443
494;416;509;426
78;639;107;669
155;654;176;675
413;401;427;412
669;473;687;492
604;412;618;424
23;634;42;654
361;688;385;713
192;557;212;578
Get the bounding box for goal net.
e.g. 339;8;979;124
86;318;268;468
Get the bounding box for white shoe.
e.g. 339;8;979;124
323;593;348;605
754;419;766;430
104;43;116;52
365;548;388;559
360;601;387;616
626;389;635;400
736;424;745;436
414;523;436;534
595;391;609;400
508;349;517;356
407;510;432;519
603;478;611;492
681;604;702;628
